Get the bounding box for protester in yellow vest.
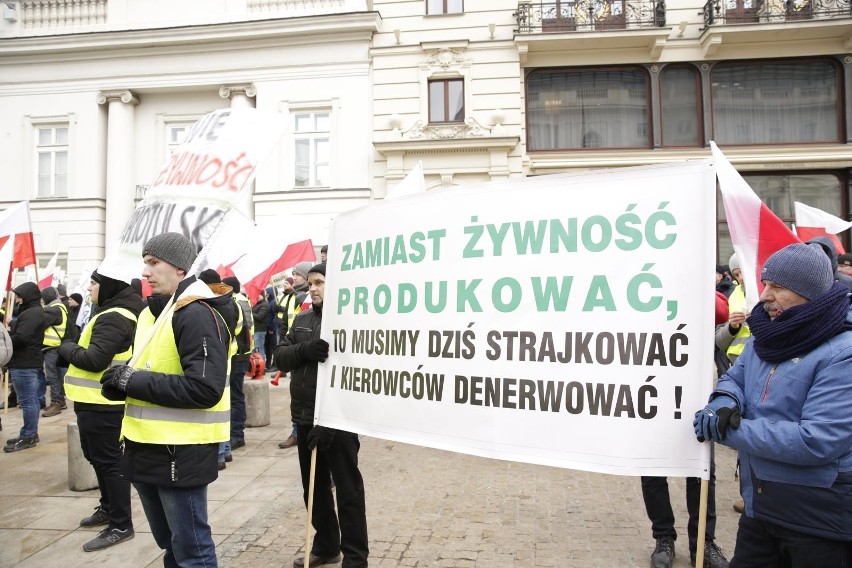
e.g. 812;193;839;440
277;262;313;450
99;232;234;568
58;269;144;552
41;286;69;417
715;253;752;363
222;276;253;464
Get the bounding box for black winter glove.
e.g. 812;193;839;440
307;426;336;450
716;407;742;436
100;365;135;401
300;339;329;363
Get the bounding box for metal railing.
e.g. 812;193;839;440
515;0;666;33
702;0;850;26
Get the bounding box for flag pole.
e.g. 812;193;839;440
304;447;317;565
2;290;12;416
696;477;709;568
23;202;40;285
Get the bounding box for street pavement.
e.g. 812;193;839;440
0;373;741;567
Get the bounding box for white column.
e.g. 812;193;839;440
219;84;257;220
97;90;139;255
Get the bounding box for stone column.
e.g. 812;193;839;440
219;85;257;220
97;90;139;255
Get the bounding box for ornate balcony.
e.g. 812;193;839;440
702;0;851;26
515;0;666;33
7;0;367;33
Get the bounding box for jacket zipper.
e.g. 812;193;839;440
761;366;776;402
202;337;208;379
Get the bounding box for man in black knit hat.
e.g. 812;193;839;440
695;243;852;567
274;263;368;568
99;231;233;567
59;268;145;551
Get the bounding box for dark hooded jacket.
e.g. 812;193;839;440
120;276;235;487
58;283;145;413
8;282;47;368
807;236;852;292
252;295;269;333
275;302;322;425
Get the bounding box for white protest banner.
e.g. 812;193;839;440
98;108;288;284
316;160;716;479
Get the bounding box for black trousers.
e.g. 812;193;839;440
730;514;850;568
641;446;717;553
76;409;132;530
264;330;277;367
296;424;368;568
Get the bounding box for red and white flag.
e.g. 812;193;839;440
200;211;316;305
712;142;800;309
0;201;37;269
39;251;59;290
794;201;852;254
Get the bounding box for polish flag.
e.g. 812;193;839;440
712;142;801;310
793;201;852;254
199;210;317;305
0;201;37;269
39;251;59;290
237;240;316;306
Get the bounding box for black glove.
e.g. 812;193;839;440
100;365;135;402
716;407;742;436
300;339;329;363
307;426;335;450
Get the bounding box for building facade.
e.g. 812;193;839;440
1;0;850;281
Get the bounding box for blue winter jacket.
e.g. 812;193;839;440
714;307;852;541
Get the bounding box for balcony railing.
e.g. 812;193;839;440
515;0;666;33
19;0;107;29
703;0;851;26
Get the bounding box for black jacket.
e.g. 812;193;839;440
120;277;234;488
231;294;253;361
275;303;322;425
59;285;145;413
8;282;47;369
252;298;269;333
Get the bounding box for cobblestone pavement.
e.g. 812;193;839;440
0;374;741;568
219;423;741;568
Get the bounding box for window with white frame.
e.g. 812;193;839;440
36;126;68;198
293;111;330;188
166;123;193;155
427;0;463;14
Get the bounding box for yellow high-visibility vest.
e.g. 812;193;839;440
233;293;253;356
726;284;751;357
64;307;137;405
43;301;68;347
275;293;301;331
122;281;230;445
